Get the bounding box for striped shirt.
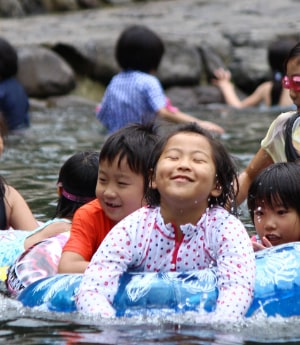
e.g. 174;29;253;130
96;70;166;133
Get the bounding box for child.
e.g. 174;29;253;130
76;123;255;320
237;41;300;205
248;162;300;252
96;25;224;135
0;37;30;132
58;122;160;274
3;151;98;289
213;38;296;109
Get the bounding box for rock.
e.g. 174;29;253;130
199;44;226;83
52;40;118;85
0;0;299;107
0;0;24;17
42;0;79;12
17;46;76;97
158;41;202;87
165;85;225;110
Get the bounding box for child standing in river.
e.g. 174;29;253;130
0;37;30;132
213;38;296;109
96;25;224;135
76;122;255;321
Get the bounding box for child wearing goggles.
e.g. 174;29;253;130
237;41;300;205
282;75;300;92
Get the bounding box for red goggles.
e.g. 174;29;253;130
282;75;300;91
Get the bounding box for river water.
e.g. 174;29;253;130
0;104;299;344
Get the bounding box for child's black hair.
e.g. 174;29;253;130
145;122;238;213
268;38;297;105
284;40;300;73
99;122;159;199
0;37;18;79
115;25;164;73
56;151;99;218
247;162;300;223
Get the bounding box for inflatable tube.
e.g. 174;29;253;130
17;242;300;318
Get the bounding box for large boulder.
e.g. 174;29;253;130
17;46;76;97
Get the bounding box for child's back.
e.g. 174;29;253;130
97;25;224;135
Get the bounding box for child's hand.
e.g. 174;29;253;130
252;236;272;252
196;119;224;135
212;68;232;83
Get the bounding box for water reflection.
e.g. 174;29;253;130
0;104;299;344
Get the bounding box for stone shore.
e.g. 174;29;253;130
1;0;300;108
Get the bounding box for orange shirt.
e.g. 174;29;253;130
62;199;114;261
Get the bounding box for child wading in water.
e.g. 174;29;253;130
96;25;224;135
76;123;255;321
213;38;296;109
5;151;99;293
248;162;300;251
0;37;30;132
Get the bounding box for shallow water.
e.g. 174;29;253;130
1;104;299;344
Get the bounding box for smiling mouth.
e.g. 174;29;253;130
171;175;193;182
265;234;281;243
105;202;121;208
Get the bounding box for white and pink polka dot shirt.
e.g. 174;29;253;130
76;206;255;320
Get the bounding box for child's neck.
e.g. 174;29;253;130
160;205;205;229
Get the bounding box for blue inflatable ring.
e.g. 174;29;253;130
17;242;300;318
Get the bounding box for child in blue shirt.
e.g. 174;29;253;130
96;25;224;135
0;37;30;132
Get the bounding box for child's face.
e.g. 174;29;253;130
286;57;300;111
96;157;145;223
151;132;221;216
254;203;300;246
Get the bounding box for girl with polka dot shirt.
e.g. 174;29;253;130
76;123;255;321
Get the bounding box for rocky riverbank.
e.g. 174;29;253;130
1;0;300;109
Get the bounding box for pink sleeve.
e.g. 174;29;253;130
165;98;178;113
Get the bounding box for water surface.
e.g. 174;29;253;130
0;104;298;344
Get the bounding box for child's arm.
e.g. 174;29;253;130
58;206;99;274
157;107;225;134
212;68;268;108
213;215;255;320
75;209;144;317
5;185;39;230
58;251;89;273
25;221;71;249
76;226;129;317
237;147;274;205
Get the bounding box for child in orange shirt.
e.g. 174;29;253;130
58;122;159;273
